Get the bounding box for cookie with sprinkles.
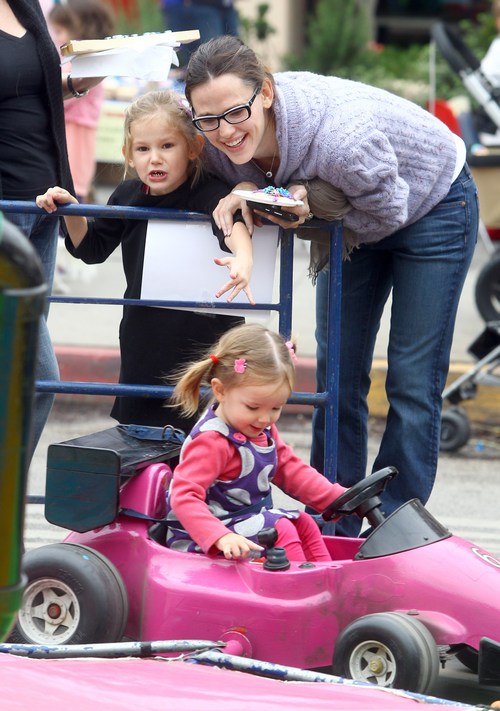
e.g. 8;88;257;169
232;186;304;207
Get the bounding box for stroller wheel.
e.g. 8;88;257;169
475;251;500;323
440;407;471;452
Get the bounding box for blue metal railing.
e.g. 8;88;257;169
0;200;342;486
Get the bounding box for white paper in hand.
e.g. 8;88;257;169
65;43;179;81
141;220;279;319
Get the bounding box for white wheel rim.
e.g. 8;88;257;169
349;639;397;686
17;577;81;644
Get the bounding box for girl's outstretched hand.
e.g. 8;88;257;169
36;186;78;213
214;254;255;304
215;532;263;560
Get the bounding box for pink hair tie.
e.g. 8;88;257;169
234;358;247;374
177;97;192;117
285;340;298;363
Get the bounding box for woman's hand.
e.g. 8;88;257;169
252;183;312;229
214;182;258;237
214;252;255;304
215;532;263;560
36;186;78;213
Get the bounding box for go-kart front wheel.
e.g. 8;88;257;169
9;543;129;645
332;612;439;694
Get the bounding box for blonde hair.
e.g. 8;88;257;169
171;323;296;417
122;90;203;185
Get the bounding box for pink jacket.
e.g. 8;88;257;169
64;84;105;128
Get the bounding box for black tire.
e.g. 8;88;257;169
456;646;479;674
332;612;439;694
440;407;471;452
475;252;500;324
9;543;129;645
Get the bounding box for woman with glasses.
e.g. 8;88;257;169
183;35;478;537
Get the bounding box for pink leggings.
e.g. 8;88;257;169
275;512;331;562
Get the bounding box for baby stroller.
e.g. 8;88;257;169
440;321;500;451
432;21;500;324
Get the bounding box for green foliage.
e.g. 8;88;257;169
283;2;499;106
460;11;497;56
346;42;463;105
285;0;371;74
239;3;276;44
114;0;164;35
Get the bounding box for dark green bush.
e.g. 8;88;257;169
284;2;497;105
114;0;164;35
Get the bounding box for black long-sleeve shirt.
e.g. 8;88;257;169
66;176;243;429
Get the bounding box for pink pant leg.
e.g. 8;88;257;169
293;512;331;562
274;513;331;562
274;517;306;561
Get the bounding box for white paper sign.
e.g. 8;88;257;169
141;220;279;318
64;44;179;81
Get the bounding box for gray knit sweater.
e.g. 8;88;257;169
201;72;459;244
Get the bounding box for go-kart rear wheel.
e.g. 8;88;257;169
9;543;128;645
440;407;471;452
332;612;439;694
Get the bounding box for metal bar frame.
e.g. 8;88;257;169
0;200;343;484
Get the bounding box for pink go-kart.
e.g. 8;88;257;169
9;425;500;696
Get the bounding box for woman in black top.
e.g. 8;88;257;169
36;90;254;431
0;0;98;457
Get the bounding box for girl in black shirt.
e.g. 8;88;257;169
36;90;254;430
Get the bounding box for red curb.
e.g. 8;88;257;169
54;346;318;412
56;345;121;383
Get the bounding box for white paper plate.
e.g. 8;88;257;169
232;189;304;207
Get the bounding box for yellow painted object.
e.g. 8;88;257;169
0;215;46;641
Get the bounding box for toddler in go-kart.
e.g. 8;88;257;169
164;323;347;561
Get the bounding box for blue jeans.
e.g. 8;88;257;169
162;3;239;64
311;165;478;536
7;212;60;461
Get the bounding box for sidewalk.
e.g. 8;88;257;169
48;188;499;425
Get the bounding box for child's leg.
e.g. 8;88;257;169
274;517;307;561
274;514;331;562
293;512;332;562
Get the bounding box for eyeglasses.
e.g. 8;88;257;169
192;87;261;132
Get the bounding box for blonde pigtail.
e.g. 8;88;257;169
171;357;216;417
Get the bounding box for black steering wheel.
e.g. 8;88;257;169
321;466;398;526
